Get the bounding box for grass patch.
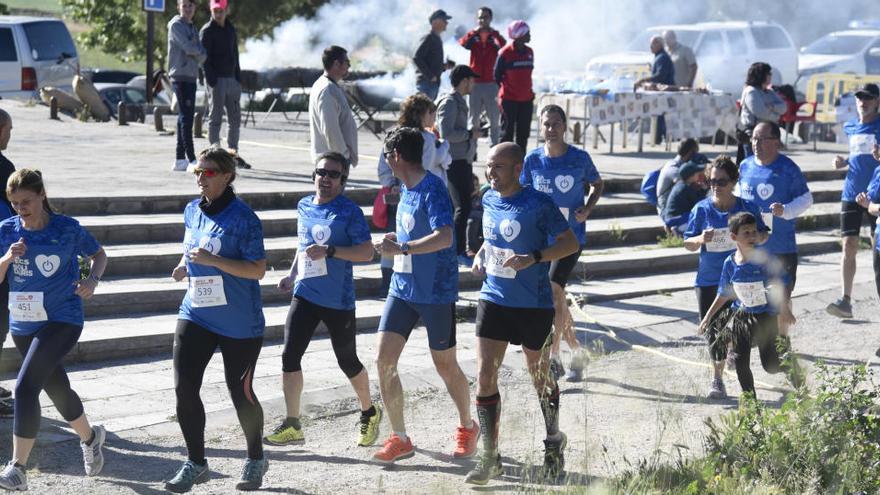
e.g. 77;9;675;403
77;45;143;72
5;0;63;14
656;232;684;248
606;221;627;244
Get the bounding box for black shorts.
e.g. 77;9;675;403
549;248;583;288
774;252;798;297
475;299;554;351
840;201;877;237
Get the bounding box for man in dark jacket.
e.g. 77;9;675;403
459;7;505;145
200;0;250;168
0;109;14;417
413;9;451;100
635;36;675;144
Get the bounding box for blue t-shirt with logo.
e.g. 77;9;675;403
865;166;880;250
521;145;600;246
390;172;457;305
684;197;767;288
480;187;570;308
178;198;266;339
719;252;778;314
736;154;810;254
294;194;371;311
843;118;880;202
0;214;100;335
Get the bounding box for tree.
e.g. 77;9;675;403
60;0;326;68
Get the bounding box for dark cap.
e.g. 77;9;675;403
450;64;477;87
429;9;452;22
678;160;706;181
855;83;880;99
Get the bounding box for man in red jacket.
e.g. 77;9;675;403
494;20;534;152
459;7;505;145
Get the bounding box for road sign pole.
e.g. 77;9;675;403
146;10;154;104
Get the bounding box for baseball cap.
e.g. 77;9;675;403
678;160;706;181
210;0;227;9
429;9;452;22
855;83;879;99
450;65;477;87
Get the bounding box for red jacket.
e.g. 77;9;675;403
494;44;534;102
458;28;506;83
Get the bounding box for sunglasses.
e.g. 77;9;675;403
192;167;221;178
315;168;345;180
709;178;731;187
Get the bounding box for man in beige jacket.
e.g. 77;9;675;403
309;45;358;167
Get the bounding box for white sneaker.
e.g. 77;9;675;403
81;425;106;476
0;461;27;491
187;160;198;172
172;159;188;171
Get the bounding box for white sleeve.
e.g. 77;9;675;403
782;190;813;220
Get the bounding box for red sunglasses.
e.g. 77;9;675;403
192;167;221;178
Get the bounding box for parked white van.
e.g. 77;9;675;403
0;16;79;99
798;29;880;85
585;21;798;95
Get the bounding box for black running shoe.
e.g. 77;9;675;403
542;432;567;480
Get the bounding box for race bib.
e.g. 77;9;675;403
393;254;412;274
850;134;877;155
189;276;227;308
733;281;767;308
705;227;735;253
559;207;570;222
9;292;47;322
296;254;328;280
484;245;517;279
761;211;774;230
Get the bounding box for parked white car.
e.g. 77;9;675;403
585;21;798;95
797;29;880;87
0;16;79;99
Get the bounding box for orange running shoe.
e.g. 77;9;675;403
453;420;481;458
372;434;415;464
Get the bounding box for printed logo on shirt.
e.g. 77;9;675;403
311;224;332;245
499;219;522;242
35;254;60;278
555;175;575;194
534;175;552;194
850;134;877;155
482;217;497;241
199;236;222;255
756;183;775;201
12;258;32;278
401;213;416;234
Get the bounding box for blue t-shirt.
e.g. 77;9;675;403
480;187;570;308
842;118;880;202
736;154;810;254
521;145;600;245
0;214;100;335
866;166;880;250
390;172;458;305
293;194;371;310
719;252;777;314
178;198;266;339
684;197;767;288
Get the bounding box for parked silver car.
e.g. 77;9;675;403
0;16;78;99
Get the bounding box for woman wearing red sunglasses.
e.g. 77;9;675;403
166;147;269;492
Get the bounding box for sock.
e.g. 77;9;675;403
189;457;207;466
13;463;24;470
393;430;408;442
285;417;302;430
361;405;376;419
843;295;851;302
84;428;96;446
539;384;560;437
476;393;501;455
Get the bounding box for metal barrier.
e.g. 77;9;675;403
804;73;880;124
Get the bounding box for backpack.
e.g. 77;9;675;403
640;168;661;207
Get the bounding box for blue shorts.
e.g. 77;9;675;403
378;296;456;350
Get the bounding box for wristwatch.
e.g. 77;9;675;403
532;249;543;263
326;245;336;259
400;242;410;255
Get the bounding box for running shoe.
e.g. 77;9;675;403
707;378;727;399
0;387;11;400
372;434;414;464
263;421;305;446
235;457;269;491
187;161;198;173
542;432;567;480
452;420;480;458
549;357;565;381
0;461;25;491
357;404;383;447
0;400;13;419
465;453;502;485
566;349;587;383
81;425;106;476
172;159;188;171
165;460;209;493
826;298;853;319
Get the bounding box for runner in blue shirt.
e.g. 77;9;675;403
684;156;768;400
372;127;477;464
828;83;880;319
521;104;603;383
0;169;108;491
855;155;880;357
166;148;268;492
466;142;578;485
263;152;382;449
0;109;17;415
735;122;811;355
699;212;802;399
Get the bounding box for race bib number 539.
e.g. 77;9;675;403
189;276;227;308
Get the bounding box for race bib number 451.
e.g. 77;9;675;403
189;276;228;308
9;292;47;322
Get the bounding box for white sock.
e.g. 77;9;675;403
394;430;408;442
